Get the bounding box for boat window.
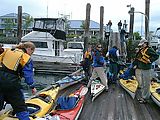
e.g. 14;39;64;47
23;41;48;48
44;20;55;29
67;43;83;49
56;19;65;31
34;20;44;29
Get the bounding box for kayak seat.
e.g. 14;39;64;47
36;94;52;103
56;96;79;110
26;103;40;115
156;88;160;94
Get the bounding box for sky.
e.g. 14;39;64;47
0;0;160;36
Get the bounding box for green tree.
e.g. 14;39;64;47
23;15;33;35
3;18;16;36
133;32;141;40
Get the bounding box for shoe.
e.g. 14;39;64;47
138;98;147;104
105;89;109;92
105;86;109;92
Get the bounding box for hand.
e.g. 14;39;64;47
31;88;37;95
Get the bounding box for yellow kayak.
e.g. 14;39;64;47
119;76;138;99
150;81;160;107
0;85;59;120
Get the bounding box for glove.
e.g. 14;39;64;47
31;88;37;95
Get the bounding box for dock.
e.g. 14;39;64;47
58;82;160;120
33;61;81;75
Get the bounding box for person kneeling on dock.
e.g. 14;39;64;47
87;44;108;91
0;42;37;120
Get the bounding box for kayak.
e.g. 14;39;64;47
150;81;160;107
0;85;59;120
119;76;138;99
56;69;85;90
91;79;106;102
35;85;88;120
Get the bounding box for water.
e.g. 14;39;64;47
22;73;65;98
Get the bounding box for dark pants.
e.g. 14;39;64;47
109;62;118;83
0;71;27;114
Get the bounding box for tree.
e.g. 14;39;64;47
3;18;16;36
23;15;33;35
133;32;141;40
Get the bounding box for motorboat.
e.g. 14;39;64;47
21;18;83;73
21;18;83;64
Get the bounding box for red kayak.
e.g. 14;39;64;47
36;85;88;120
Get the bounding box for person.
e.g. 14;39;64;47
123;20;128;31
0;41;37;120
117;20;122;31
87;44;108;91
107;20;112;31
106;46;120;84
0;44;4;55
133;39;159;103
82;46;93;83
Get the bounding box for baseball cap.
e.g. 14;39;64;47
138;39;148;46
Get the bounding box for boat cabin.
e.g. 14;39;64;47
21;18;66;56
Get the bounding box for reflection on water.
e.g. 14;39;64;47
22;73;65;98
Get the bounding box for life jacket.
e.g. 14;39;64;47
0;48;30;73
109;48;118;62
137;47;150;64
84;51;92;60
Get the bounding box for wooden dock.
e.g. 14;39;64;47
33;61;81;75
59;82;160;120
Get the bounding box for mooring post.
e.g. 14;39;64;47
17;6;22;44
129;7;134;40
145;0;150;42
83;3;91;55
99;6;104;45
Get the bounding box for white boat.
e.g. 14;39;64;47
21;18;83;64
21;18;83;73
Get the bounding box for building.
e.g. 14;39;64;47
68;20;100;36
0;13;103;39
0;13;33;37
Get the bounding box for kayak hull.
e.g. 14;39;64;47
119;78;138;99
36;86;86;120
91;79;105;102
150;82;160;107
1;85;59;120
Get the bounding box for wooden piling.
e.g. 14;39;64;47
99;6;104;45
129;7;134;40
145;0;150;40
17;6;22;44
83;3;91;55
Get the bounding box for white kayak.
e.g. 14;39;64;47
90;79;106;102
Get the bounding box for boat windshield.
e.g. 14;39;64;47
34;19;55;29
34;18;65;31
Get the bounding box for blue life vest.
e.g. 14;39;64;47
109;48;118;62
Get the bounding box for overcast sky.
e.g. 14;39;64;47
0;0;160;35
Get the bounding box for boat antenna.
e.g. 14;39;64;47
47;0;48;18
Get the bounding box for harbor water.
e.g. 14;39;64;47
22;73;65;98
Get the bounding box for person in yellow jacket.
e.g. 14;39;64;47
133;39;159;103
82;46;93;83
0;41;37;120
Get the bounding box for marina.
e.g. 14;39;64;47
1;0;160;120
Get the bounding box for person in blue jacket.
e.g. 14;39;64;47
0;42;37;120
87;44;108;91
106;46;120;84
